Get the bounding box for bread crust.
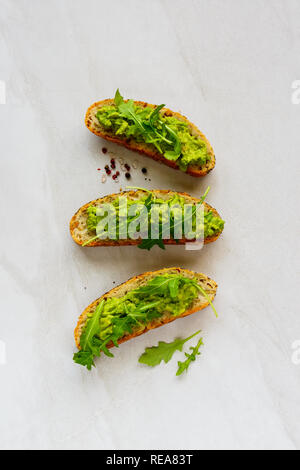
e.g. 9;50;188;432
85;99;215;177
74;267;217;350
70;189;223;247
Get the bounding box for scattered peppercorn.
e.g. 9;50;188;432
110;158;116;169
125;172;131;180
142;167;147;174
102;147;107;154
105;165;111;175
116;171;120;176
112;174;118;180
125;163;131;171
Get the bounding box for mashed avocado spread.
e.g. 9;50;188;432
73;274;204;370
95;90;211;171
84;190;225;249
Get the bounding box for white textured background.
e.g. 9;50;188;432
0;0;300;450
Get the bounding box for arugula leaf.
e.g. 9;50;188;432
73;350;95;370
138;238;166;251
73;301;105;370
80;300;105;351
114;90;182;157
149;104;165;127
168;277;180;299
114;88;124;106
139;330;201;367
199;186;210;204
176;336;203;376
135;275;183;297
138;187;211;251
118;99;145;133
195;284;218;318
163;124;181;160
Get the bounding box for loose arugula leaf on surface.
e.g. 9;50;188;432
176;336;204;376
138;330;201;367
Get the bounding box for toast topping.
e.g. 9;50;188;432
84;189;224;250
95;89;211;172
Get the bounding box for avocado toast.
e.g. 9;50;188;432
70;188;225;250
85;90;215;176
74;267;217;370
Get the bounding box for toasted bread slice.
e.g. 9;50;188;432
74;267;217;350
85;99;215;177
70;189;223;247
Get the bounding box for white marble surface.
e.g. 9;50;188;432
0;0;300;450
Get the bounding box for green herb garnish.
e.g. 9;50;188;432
83;187;225;250
176;336;204;376
96;89;211;171
138;330;201;367
139;330;205;376
112;89;182;158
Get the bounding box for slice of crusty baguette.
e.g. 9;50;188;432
70;189;223;247
85;99;215;177
75;267;217;350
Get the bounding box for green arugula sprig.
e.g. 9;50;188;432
138;330;201;367
74;299;162;370
114;89;182;157
176;336;204;376
138;187;211;251
82;187;219;251
73;300;106;370
139;330;204;376
194;283;218;318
